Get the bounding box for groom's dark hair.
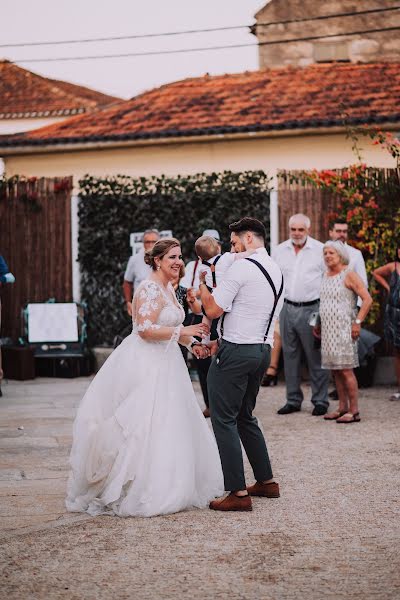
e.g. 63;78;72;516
229;217;266;242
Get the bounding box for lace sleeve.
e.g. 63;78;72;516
133;281;164;333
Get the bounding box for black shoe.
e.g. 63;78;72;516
328;389;339;400
277;404;301;415
261;373;278;387
312;405;328;416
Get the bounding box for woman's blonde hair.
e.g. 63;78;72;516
144;238;181;270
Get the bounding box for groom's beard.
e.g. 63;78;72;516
235;240;247;253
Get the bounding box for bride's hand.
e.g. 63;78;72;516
183;323;210;339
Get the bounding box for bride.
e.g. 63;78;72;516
66;238;224;517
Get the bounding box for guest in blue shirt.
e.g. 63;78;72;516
0;255;15;396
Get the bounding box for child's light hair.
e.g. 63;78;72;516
195;235;220;261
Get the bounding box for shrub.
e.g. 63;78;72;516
78;170;271;345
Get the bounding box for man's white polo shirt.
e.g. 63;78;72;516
212;248;284;346
271;236;325;303
124;249;152;292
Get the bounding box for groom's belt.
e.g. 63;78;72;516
220;339;271;349
284;299;319;307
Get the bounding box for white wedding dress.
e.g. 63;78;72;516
66;279;224;517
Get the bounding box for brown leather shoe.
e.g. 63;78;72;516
209;493;252;512
203;407;210;418
247;481;280;498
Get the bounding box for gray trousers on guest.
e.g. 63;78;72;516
280;302;329;408
207;340;273;492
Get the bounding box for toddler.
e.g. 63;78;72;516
195;235;255;342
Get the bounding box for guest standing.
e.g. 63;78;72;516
272;214;329;416
317;241;372;422
0;254;15;397
172;265;202;361
372;243;400;400
180;229;222;411
123;229;160;316
329;220;368;289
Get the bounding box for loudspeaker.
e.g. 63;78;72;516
35;354;93;378
2;346;36;380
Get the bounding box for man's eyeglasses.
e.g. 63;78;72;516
143;239;159;245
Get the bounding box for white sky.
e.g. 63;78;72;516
2;0;266;100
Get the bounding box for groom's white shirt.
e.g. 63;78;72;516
212;247;284;346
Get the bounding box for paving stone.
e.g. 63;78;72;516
0;378;398;599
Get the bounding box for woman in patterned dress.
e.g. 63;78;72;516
314;241;372;423
173;264;202;361
372;243;400;400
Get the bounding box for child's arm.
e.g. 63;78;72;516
232;249;256;261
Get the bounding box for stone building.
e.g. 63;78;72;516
253;0;400;68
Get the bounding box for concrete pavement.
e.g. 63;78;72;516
0;376;399;599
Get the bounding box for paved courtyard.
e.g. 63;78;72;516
0;376;399;600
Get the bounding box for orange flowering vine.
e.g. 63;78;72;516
290;131;400;324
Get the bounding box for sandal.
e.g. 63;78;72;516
336;412;361;424
324;409;348;421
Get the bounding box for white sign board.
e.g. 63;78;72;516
27;303;79;343
129;230;173;255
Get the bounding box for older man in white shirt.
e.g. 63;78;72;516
272;213;329;416
122;229;160;315
199;217;284;512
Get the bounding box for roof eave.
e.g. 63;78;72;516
0;109;88;120
0;122;399;155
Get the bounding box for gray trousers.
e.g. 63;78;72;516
207;340;273;492
280;302;329;408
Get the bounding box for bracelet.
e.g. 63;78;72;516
184;338;199;352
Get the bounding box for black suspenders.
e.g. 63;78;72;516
220;258;284;342
202;254;222;288
245;258;284;341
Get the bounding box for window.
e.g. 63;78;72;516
314;42;350;63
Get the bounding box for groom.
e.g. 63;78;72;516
199;217;284;511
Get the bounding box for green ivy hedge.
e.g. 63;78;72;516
78;170;271;346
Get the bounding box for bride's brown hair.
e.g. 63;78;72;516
144;238;181;270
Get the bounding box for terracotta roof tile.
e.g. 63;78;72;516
0;60;121;119
1;62;399;147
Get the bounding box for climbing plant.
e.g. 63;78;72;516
78;170;272;345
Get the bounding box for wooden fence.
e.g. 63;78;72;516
0;177;73;341
277;168;399;243
278;172;341;242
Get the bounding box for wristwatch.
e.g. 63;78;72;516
355;318;362;325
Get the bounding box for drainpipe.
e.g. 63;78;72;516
269;173;279;250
